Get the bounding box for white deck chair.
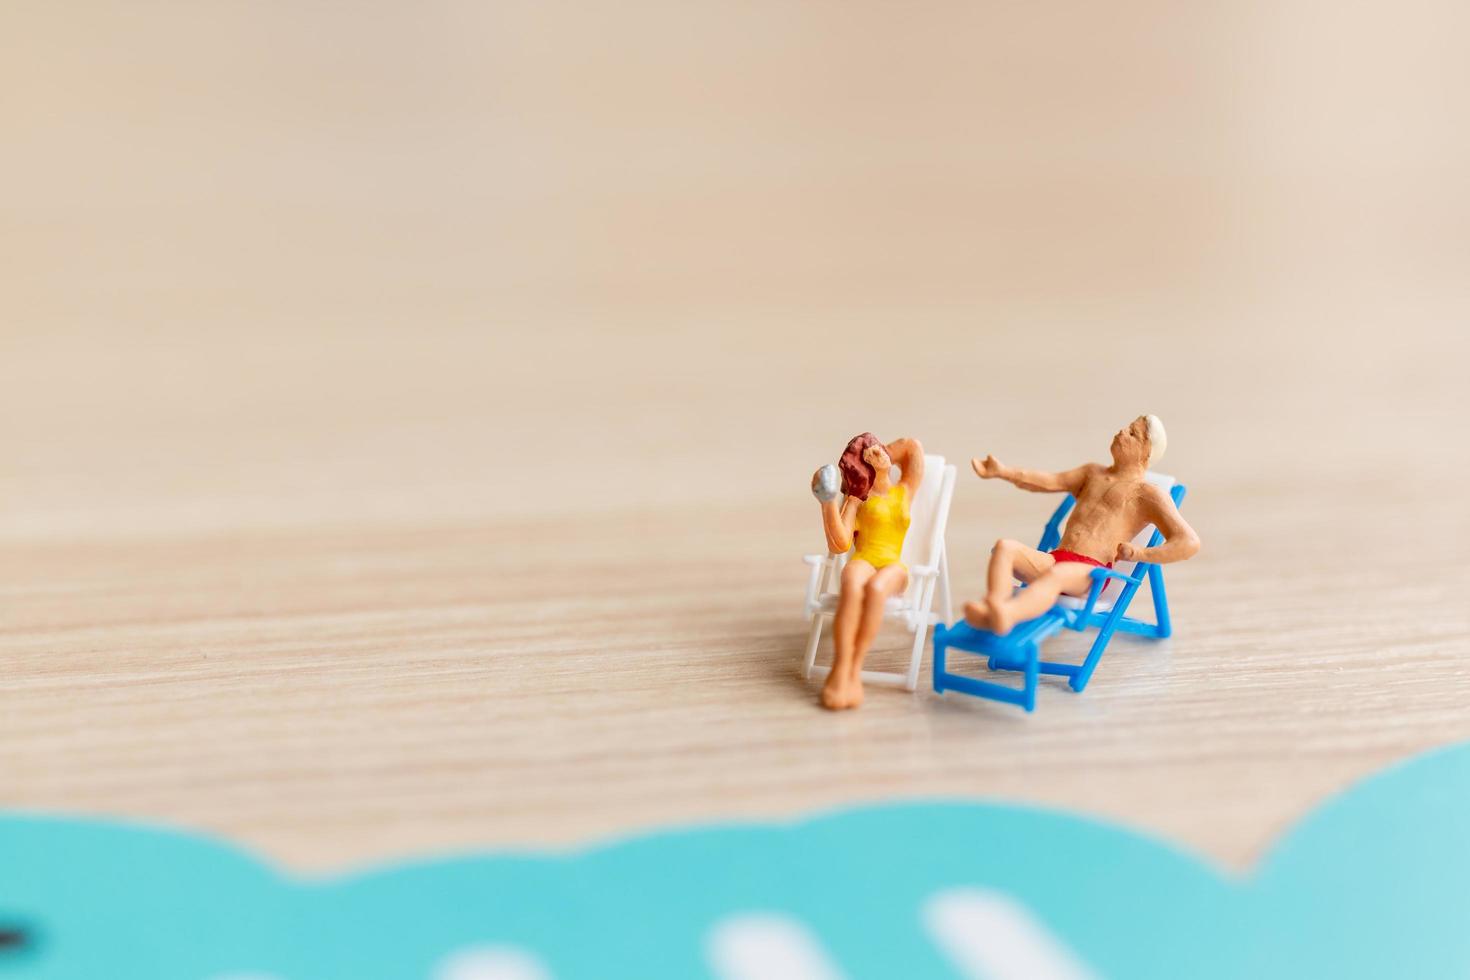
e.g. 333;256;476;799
801;455;957;692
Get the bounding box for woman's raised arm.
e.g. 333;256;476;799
886;437;925;496
812;465;859;554
822;496;859;554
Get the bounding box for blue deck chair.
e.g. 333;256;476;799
932;473;1186;711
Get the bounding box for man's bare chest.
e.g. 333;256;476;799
1074;478;1144;528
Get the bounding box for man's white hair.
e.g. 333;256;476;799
1144;414;1167;464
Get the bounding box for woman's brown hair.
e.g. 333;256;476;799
838;432;884;500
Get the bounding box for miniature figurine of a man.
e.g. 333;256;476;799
964;415;1200;636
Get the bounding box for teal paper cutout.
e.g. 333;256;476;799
2;740;1468;978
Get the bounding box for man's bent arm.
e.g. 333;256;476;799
1132;488;1201;564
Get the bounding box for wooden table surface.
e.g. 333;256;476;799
3;0;1467;875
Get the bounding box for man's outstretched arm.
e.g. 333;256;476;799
972;455;1092;494
1117;485;1201;564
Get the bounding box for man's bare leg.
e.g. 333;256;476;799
986;562;1095;636
824;559;876;710
964;539;1054;630
838;563;909;709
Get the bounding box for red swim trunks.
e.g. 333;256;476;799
1049;549;1112;569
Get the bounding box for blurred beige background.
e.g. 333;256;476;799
1;1;1467;871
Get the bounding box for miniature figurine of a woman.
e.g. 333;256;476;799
810;434;924;710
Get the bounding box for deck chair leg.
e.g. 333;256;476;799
1072;618;1120;692
904;620;926;692
1149;563;1172;639
901;571;937;692
802;614;826;680
1110;565;1171;639
939;545;954;626
933;628;948;692
1023;646;1040;711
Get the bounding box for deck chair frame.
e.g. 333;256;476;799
801;456;957;692
932;477;1186;711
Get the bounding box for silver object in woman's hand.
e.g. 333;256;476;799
811;463;840;502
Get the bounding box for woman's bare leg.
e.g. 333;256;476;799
964;540;1053;630
837;562;910;709
824;559;876;710
986;562;1095;636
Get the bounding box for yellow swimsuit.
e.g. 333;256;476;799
851;484;910;569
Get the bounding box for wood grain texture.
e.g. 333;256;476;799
3;320;1466;875
2;0;1468;874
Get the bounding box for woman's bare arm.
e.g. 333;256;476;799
820;496;860;554
972;455;1092;494
887;437;925;496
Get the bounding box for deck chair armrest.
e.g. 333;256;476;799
803;553;840;614
1090;567;1143;586
909;563;939;579
1076;566;1145;617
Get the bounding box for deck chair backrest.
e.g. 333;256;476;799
1096;470;1176;602
899;454;953;570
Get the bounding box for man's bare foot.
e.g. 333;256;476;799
989;602;1016;637
963;600;992;630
